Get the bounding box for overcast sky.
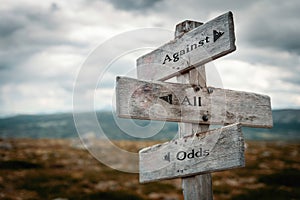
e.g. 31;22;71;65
1;0;300;116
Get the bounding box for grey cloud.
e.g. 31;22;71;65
239;0;300;54
103;0;163;12
50;3;60;12
218;1;300;91
282;75;300;87
229;44;300;88
194;0;254;11
244;20;300;54
1;0;300;116
0;3;86;78
1;5;59;34
0;2;89;52
0;17;23;38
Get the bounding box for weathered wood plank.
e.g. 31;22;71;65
116;76;273;128
137;11;236;81
182;174;212;200
139;123;245;183
178;67;213;200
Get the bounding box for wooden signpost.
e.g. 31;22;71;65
115;11;273;199
116;76;273;128
137;11;236;81
139;123;244;183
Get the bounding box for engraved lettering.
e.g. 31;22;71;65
187;149;195;159
205;36;210;43
191;43;197;51
181;96;201;106
195;148;203;157
181;96;192;106
198;39;204;46
176;151;186;161
180;50;185;56
162;35;213;65
186;45;190;53
162;54;172;64
176;148;209;161
204;149;210;156
173;52;179;62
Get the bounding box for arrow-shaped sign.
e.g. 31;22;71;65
137;11;236;81
139;123;245;183
116;76;273;128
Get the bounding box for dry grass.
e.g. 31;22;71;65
0;138;299;200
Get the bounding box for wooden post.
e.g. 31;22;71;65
116;12;272;199
176;21;213;200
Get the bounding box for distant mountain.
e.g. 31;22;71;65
0;113;77;139
0;109;299;141
0;112;177;140
243;109;300;141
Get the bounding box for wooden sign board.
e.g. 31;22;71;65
116;76;273;128
137;11;236;81
139;123;245;183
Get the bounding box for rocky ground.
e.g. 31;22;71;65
0;138;299;200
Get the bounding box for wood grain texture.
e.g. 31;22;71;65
178;67;213;200
116;76;273;128
182;174;213;200
137;11;236;81
139;123;245;183
175;21;213;199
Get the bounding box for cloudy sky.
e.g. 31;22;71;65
1;0;300;116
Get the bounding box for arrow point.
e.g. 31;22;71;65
213;30;224;42
159;94;173;104
163;152;170;162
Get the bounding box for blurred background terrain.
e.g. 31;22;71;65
0;109;299;200
1;0;300;199
1;109;299;141
0;138;299;200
